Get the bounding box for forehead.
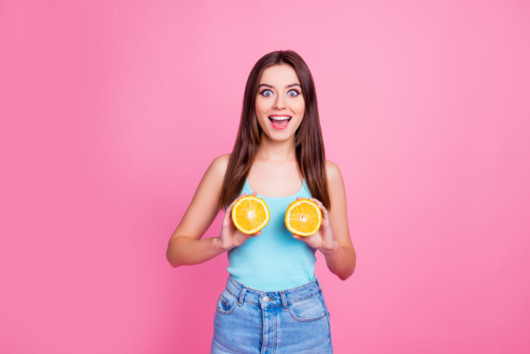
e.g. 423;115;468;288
259;64;300;85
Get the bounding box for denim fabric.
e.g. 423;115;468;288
211;276;333;354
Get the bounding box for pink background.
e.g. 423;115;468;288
1;0;529;353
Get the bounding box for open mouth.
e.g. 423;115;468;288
268;115;291;130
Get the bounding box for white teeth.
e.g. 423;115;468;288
269;116;291;121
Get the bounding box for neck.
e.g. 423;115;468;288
256;136;297;161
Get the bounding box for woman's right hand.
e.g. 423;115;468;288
215;193;261;252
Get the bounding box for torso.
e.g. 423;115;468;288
228;166;316;291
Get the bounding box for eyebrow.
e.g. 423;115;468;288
258;83;301;89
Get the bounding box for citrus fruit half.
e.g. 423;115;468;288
285;199;322;236
231;196;270;234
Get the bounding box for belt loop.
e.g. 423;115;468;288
315;277;322;291
238;287;248;305
280;292;288;310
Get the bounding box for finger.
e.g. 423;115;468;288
222;209;233;227
292;234;318;248
309;197;325;210
306;198;328;221
252;228;264;236
314;198;330;218
223;206;235;226
292;233;307;241
223;196;243;228
238;192;248;200
320;208;330;225
226;193;249;214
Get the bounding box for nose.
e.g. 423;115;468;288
273;93;286;109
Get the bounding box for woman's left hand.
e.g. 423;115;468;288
292;198;339;254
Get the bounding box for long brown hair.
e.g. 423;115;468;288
219;50;330;209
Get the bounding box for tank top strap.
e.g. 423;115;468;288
300;179;310;196
242;178;253;194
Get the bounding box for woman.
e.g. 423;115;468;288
166;50;356;353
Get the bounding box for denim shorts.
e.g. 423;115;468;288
211;276;333;353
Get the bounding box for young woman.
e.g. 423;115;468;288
166;50;356;353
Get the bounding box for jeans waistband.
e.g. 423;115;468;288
225;276;322;308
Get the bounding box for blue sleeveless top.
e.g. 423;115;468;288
227;179;317;291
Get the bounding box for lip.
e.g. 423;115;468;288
268;114;292;130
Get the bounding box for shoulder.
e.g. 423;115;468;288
325;160;343;184
209;154;230;171
206;154;230;177
196;154;230;189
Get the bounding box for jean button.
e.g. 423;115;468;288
262;296;269;303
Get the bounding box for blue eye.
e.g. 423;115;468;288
287;89;300;97
260;89;273;97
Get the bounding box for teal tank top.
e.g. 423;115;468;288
227;179;317;291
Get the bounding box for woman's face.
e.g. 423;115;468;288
255;64;305;143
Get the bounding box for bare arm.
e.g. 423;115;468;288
166;155;259;267
320;161;356;279
293;161;356;279
166;155;228;267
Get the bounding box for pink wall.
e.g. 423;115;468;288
1;0;529;353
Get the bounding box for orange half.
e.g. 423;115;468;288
285;199;322;236
231;196;270;234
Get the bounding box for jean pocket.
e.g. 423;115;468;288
288;295;328;322
216;290;237;315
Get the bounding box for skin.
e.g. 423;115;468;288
166;64;356;280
